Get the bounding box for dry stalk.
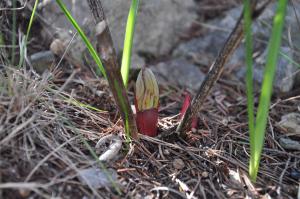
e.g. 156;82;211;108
87;0;138;139
176;0;270;137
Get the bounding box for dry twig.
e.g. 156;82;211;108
176;0;271;137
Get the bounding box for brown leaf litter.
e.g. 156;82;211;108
0;65;299;199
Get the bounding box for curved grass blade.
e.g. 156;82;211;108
56;0;138;140
18;0;39;67
249;0;287;182
11;0;17;64
121;0;140;87
279;51;300;68
243;0;255;172
55;0;107;78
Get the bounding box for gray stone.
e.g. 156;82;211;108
173;3;300;92
279;137;300;151
150;58;205;91
173;158;185;170
29;51;55;74
40;0;197;69
172;7;241;66
78;167;118;189
278;113;300;135
237;46;296;93
103;0;197;64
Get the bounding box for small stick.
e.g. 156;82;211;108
87;0;138;139
176;1;270;137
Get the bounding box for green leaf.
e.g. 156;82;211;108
55;0;107;78
249;0;287;182
18;0;39;67
243;0;255;172
121;0;140;87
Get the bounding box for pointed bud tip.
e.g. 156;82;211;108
135;68;159;111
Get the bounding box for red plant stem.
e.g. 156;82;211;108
180;91;198;129
136;108;158;137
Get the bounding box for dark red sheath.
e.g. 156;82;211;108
136;108;159;137
134;97;159;137
180;92;198;129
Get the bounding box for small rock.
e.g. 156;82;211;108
151;58;205;91
50;39;65;56
279;138;300;151
228;169;242;185
290;168;300;180
173;3;300;93
278;113;300;135
19;188;30;198
201;171;209;178
237;47;296;93
163;149;170;155
173;158;185;170
78;167;118;189
40;0;197;69
30;51;55;74
103;0;197;62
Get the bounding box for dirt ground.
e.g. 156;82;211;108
1;0;300;198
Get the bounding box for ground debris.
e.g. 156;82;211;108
278;112;300;135
279;137;300;151
78;167;118;189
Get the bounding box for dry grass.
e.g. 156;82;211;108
0;67;120;198
0;65;299;198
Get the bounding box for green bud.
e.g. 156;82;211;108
135;68;159;111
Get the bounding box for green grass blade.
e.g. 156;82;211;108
243;0;255;166
55;0;107;79
279;51;300;68
11;0;17;64
18;0;39;67
113;79;131;142
121;0;139;87
63;98;106;112
56;0;137;141
249;0;287;182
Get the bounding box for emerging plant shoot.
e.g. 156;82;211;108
135;68;159;137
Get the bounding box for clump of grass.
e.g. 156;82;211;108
0;67;121;197
244;0;288;181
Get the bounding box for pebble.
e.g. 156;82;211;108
173;158;185;170
278;113;300;135
19;189;30;198
201;171;209;178
163;149;170;155
78;167;118;188
279;137;300;151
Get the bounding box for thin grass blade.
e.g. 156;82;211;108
249;0;288;182
11;0;17;64
18;0;39;67
55;0;107;78
121;0;139;87
243;0;255;167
